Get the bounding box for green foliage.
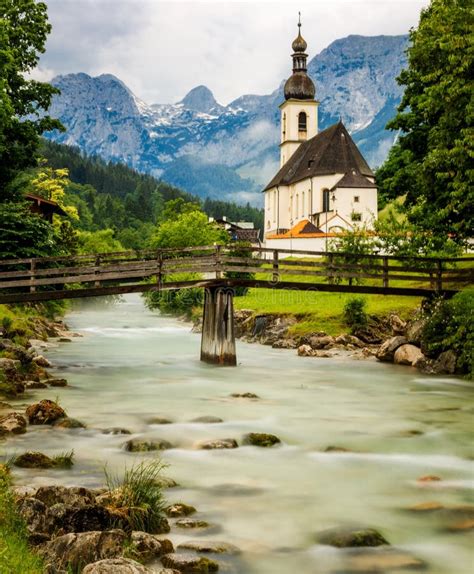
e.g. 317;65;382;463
41;140;264;242
144;273;204;318
77;229;124;254
0;202;58;259
158;197;201;223
421;289;474;378
51;450;75;469
224;241;257;296
0;0;63;194
0;465;44;573
149;210;228;249
328;227;375;285
104;460;168;533
373;210;462;258
377;0;474;245
343;297;369;333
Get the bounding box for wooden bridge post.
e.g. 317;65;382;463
272;250;279;283
29;259;36;293
200;286;236;366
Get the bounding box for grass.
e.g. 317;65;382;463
52;450;75;469
0;465;44;573
104;459;168;533
235;288;421;336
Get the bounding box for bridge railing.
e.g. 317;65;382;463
0;245;472;303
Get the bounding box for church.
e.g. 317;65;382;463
263;21;378;251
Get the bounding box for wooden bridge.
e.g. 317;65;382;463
1;246;472;365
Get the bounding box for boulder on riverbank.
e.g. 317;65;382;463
161;553;219;573
82;558;155;574
26;399;66;425
393;344;425;367
376;336;407;362
41;529;128;572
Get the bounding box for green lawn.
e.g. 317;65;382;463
0;466;44;573
235;288;421;336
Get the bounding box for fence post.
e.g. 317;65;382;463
383;256;389;289
30;259;36;293
215;244;222;279
157;251;163;287
328;253;334;285
436;259;443;292
94;255;101;287
272;250;279;283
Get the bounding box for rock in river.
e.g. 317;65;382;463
375;336;407;362
177;540;241;554
14;452;56;469
26;399;66;425
0;412;27;435
198;438;238;450
161;554;219;573
53;417;86;429
242;433;281;447
130;531;173;562
82;558;155;574
165;503;196;517
316;526;389;548
191;416;223;423
124;439;173;452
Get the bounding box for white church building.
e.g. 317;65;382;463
264;21;378;251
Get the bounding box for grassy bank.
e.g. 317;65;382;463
234;289;421;336
0;466;44;573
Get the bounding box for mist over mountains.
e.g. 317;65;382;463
46;34;408;205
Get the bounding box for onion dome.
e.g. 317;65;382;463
284;15;315;101
292;30;307;53
284;73;315;100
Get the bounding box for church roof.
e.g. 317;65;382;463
264;121;374;191
331;169;377;190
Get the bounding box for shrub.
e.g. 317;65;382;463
343;297;368;333
143;273;204;318
104;460;168;533
421;289;474;378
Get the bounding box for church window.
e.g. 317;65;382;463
296;194;299;218
273;191;277;222
282;113;286;139
302;192;305;216
298;111;307;132
322;189;330;212
354;196;360;203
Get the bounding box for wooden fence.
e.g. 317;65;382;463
0;245;472;303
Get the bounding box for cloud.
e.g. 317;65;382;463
40;0;429;105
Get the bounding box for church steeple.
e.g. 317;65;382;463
280;14;318;167
284;14;315;101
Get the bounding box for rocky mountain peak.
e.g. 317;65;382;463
180;85;224;115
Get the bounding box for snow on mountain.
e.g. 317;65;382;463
46;34;408;204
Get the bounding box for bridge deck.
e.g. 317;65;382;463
0;245;472;304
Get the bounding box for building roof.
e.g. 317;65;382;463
331;169;377;190
264;121;374;191
25;193;68;216
267;219;329;239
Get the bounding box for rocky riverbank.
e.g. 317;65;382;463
193;308;463;376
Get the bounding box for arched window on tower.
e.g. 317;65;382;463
282;113;286;140
298;111;307;134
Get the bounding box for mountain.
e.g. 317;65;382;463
46;34;408;205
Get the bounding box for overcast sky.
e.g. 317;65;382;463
38;0;429;106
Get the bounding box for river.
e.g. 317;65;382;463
6;294;474;573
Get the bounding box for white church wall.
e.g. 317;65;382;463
333;186;378;228
264;236;333;256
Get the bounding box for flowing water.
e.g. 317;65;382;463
5;294;474;573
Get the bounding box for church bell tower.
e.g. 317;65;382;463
280;15;318;167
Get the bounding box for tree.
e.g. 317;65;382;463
377;0;473;244
149;211;228;249
0;0;63;194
